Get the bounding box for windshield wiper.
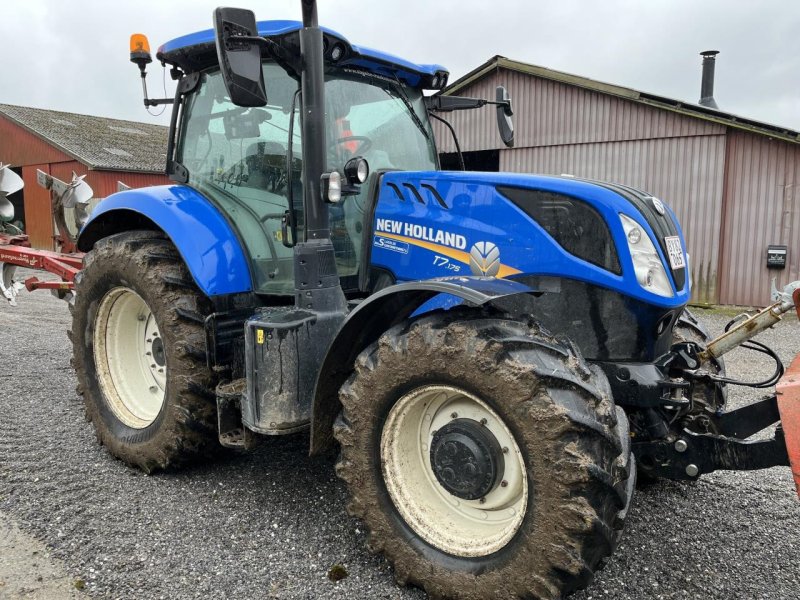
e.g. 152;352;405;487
389;75;431;141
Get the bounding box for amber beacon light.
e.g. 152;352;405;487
130;33;152;69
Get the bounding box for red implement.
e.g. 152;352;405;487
777;352;800;498
0;233;84;290
795;288;800;320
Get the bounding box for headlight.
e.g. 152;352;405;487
619;213;674;297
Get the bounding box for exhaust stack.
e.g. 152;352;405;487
699;50;720;109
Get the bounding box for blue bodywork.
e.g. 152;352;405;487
79;172;689;311
371;171;689;310
157;20;447;89
78;185;252;298
90;20;688;317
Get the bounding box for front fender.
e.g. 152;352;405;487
78;185;252;298
309;276;540;455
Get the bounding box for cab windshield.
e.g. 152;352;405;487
177;61;437;295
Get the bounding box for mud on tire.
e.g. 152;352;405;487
70;231;218;472
334;312;634;600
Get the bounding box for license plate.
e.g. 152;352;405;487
664;236;685;269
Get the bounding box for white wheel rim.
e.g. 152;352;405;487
93;287;167;429
381;385;528;557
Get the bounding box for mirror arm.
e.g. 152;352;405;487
425;95;487;112
428;113;465;171
485;99;512;113
424;95;513;115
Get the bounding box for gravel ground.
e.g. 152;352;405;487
1;281;799;599
0;511;81;598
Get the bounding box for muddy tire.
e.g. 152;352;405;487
70;231;218;472
334;312;634;600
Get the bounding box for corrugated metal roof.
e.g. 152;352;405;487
0;104;168;173
444;56;800;146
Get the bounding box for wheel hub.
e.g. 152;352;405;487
381;385;528;557
93;287;167;429
430;418;504;500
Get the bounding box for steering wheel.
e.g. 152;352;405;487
328;135;373;157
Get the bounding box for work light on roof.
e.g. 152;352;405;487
330;43;345;62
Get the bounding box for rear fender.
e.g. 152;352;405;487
77;185;252;298
309;277;540;454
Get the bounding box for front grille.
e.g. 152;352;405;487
498;186;621;275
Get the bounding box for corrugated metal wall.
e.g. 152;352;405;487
20;164;54;250
719;131;800;306
500;136;727;304
433;68;724;153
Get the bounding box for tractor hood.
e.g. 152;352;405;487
369;170;690;362
371;170;689;308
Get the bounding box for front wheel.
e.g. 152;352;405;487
70;231;218;472
334;313;634;599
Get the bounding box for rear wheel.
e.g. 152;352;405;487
334;312;634;599
70;231;218;472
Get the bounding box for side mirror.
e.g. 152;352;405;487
496;86;514;148
213;7;267;107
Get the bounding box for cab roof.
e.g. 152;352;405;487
157;20;449;89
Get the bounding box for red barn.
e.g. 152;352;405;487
0;104;169;250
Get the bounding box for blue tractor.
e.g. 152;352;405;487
67;3;798;598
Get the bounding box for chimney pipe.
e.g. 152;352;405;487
699;50;719;109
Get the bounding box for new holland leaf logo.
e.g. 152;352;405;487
469;242;501;276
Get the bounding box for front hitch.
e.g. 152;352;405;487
636;282;800;488
634;395;789;480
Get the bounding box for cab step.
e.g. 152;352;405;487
216;378;258;450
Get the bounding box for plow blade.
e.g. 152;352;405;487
0;164;24;222
1;262;22;305
777;352;800;497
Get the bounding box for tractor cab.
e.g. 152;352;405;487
155;21;441;296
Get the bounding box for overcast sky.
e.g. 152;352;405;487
1;0;798;130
